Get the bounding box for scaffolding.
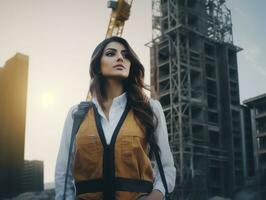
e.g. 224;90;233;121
151;0;233;43
149;0;243;199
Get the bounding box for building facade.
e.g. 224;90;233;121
149;0;243;199
240;105;256;184
20;160;44;193
0;53;29;198
244;94;266;200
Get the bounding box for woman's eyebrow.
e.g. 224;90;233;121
104;48;116;52
104;48;127;52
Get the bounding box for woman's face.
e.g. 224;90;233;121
100;41;131;79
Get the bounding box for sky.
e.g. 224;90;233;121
0;0;265;184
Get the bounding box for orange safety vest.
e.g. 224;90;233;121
72;103;154;200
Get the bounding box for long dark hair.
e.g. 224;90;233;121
89;36;160;154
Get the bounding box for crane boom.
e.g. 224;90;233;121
106;0;134;38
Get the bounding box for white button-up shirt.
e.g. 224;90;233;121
55;92;176;200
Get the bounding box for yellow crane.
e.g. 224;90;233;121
106;0;134;38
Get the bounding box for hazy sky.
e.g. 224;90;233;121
0;0;265;184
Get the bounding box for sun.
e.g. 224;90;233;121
41;91;55;109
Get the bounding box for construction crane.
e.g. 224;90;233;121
106;0;134;38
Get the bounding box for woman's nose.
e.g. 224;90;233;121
116;52;124;61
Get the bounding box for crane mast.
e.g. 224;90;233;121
106;0;133;38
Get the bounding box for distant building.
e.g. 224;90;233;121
0;53;29;198
244;94;266;200
20;160;44;193
240;105;256;187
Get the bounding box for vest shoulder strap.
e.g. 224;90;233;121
152;144;171;200
63;101;93;200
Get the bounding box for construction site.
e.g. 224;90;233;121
148;0;244;199
1;0;258;200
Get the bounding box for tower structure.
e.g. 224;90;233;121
0;53;29;198
149;0;243;199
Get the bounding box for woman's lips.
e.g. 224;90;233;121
113;64;125;69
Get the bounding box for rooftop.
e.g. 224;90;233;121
243;93;266;106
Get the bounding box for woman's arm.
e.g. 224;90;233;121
149;99;176;197
55;105;77;200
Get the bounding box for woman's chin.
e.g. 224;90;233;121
105;74;128;80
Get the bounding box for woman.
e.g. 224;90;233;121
55;36;176;200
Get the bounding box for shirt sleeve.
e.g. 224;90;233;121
55;105;77;200
149;99;176;196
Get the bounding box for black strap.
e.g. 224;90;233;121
93;102;130;200
150;142;171;200
62;101;93;200
75;177;153;195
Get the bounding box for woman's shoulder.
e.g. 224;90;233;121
69;104;79;114
148;98;163;113
65;104;79;120
66;101;94;119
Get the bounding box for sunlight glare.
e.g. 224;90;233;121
41;91;55;109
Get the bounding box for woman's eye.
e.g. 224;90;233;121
106;52;114;56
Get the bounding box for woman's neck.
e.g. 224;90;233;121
104;79;124;102
98;79;124;120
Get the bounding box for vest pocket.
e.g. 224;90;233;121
77;135;101;160
120;135;145;179
73;135;102;180
119;134;153;181
121;136;133;161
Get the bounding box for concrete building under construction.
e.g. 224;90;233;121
148;0;243;199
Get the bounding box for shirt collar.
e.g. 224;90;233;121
112;92;127;109
91;92;127;111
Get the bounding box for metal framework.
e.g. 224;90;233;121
150;0;243;199
106;0;133;38
151;0;233;43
